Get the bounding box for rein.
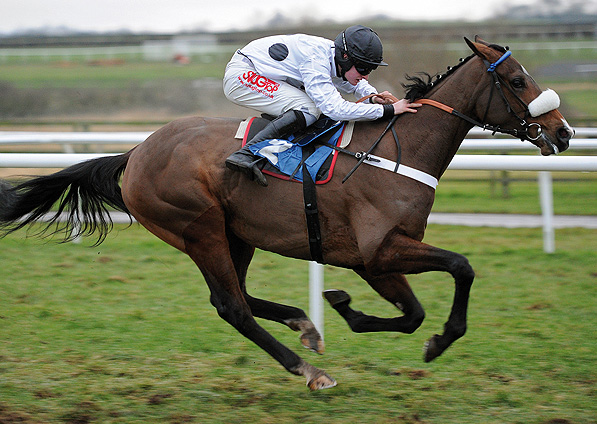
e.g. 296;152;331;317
342;115;399;183
481;52;542;142
357;50;544;146
336;93;403;184
417;98;530;139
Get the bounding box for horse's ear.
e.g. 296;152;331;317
464;36;493;61
474;35;490;46
464;37;481;56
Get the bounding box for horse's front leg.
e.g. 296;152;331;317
366;232;475;362
324;271;425;334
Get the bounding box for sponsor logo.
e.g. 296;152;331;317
238;71;280;99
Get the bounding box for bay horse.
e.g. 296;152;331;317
0;37;573;390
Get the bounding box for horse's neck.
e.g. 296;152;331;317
398;60;484;180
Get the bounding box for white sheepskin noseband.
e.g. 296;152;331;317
528;89;560;117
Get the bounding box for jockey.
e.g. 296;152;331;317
223;25;421;186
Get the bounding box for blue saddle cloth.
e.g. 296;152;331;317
248;119;345;182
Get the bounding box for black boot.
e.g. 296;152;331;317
226;110;307;186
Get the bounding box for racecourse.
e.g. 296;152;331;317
1;223;595;423
1;28;596;423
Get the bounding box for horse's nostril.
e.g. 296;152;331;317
557;127;572;143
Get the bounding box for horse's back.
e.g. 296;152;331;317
128;115;242;177
120;114;427;261
137;115;241;163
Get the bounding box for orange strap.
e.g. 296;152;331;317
417;98;454;114
357;94;455;115
356;93;400;104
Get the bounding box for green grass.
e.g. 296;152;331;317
0;61;229;89
1;224;596;423
513;47;597;71
556;86;597;119
432;173;597;215
0;37;596;422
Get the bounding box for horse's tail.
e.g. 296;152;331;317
0;151;132;245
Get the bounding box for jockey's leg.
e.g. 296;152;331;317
225;110;307;186
223;53;319;186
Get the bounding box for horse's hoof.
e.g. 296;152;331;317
284;318;324;354
300;330;325;354
423;334;442;362
307;372;337;391
323;289;351;307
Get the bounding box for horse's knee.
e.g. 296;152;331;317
403;308;425;334
210;294;253;330
211;296;234;322
451;255;475;285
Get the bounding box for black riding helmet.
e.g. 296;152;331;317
334;25;388;79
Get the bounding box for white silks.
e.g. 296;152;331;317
528;89;560;117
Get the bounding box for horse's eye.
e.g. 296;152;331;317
511;78;526;89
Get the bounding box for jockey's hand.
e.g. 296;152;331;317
392;98;422;114
371;91;396;105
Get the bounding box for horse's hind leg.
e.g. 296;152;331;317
324;271;425;334
246;294;324;354
227;230;324;353
183;207;334;390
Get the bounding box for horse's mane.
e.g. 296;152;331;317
403;42;508;101
402;54;474;101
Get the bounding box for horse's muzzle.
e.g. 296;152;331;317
539;124;573;156
557;125;573;150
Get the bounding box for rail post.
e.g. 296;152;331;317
538;171;555;253
309;262;324;339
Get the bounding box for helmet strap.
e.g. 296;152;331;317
335;51;353;81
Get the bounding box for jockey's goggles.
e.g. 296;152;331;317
353;61;377;76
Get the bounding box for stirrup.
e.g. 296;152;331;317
226;154;268;186
248;159;268;187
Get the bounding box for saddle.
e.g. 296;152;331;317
235;116;354;184
235;115;355;263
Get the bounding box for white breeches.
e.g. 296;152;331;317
223;52;320;123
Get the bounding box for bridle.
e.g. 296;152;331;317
419;50;543;142
365;50;543;142
479;50;542;142
342;51;548;184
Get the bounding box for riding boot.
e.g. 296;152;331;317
226;110;307;186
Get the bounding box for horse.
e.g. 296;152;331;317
0;37;573;390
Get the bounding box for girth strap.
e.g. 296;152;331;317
302;152;324;263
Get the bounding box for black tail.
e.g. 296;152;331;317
0;152;132;244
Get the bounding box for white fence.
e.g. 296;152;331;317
1;129;596;251
1;128;596;337
2;128;597;147
0;38;234;63
0;129;595;247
